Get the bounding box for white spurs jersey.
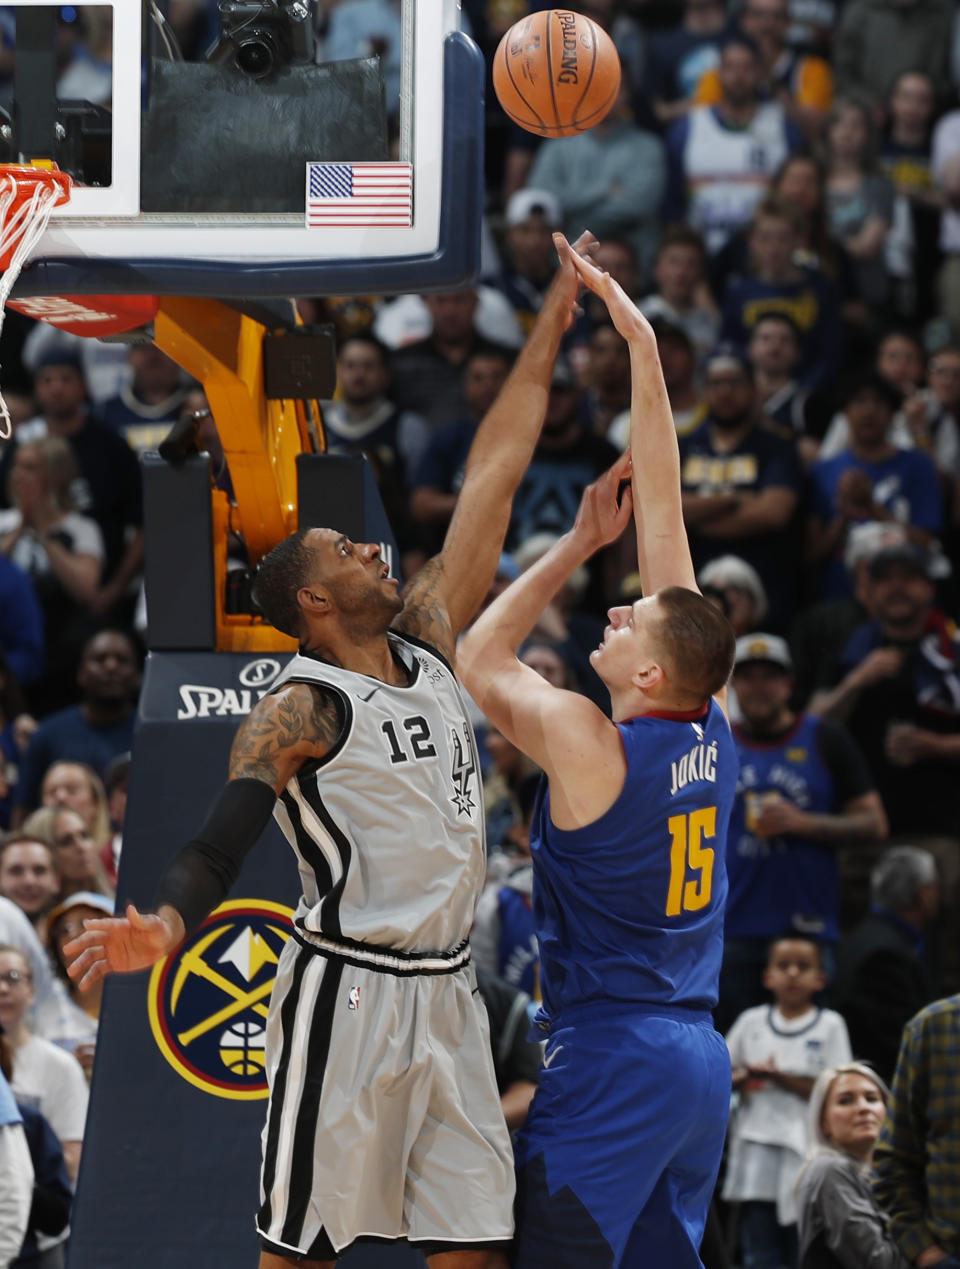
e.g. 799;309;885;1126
269;632;486;953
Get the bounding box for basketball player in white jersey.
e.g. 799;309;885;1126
63;236;598;1269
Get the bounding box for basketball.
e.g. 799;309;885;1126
492;10;622;139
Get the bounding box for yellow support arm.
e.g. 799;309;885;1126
153;296;323;653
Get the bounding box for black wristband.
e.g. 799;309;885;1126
154;777;278;935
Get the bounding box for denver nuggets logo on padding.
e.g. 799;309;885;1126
147;899;293;1101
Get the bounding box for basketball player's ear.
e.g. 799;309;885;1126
631;661;663;692
298;587;331;619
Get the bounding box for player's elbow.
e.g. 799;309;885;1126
456;631;504;706
455;631;485;693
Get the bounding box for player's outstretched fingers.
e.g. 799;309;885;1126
570;228;599;260
565;243;608;294
64;940;107;985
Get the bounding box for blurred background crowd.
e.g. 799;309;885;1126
2;0;960;1266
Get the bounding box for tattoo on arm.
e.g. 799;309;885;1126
393;557;455;663
228;684;344;788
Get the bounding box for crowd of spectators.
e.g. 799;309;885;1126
2;0;960;1265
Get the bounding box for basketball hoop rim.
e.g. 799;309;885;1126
0;161;72;206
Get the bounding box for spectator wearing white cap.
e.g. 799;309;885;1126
41;891;112;1077
699;554;769;635
483;190;563;338
717;631;888;1032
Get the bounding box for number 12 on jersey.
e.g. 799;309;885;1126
665;807;717;916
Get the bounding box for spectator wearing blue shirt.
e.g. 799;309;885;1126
808;371;943;599
721;197;842;392
718;631;888;1031
13;630;139;821
0;559;43;689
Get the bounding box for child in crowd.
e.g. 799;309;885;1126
723;935;852;1269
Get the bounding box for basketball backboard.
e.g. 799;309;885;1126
0;0;484;301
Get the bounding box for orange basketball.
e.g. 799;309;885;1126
492;10;622;139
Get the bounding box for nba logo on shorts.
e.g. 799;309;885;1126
348;986;361;1011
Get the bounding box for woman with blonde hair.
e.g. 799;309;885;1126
23;791;113;903
39;761;112;848
795;1062;909;1268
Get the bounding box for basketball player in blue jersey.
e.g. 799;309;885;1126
458;239;738;1269
62;235;600;1269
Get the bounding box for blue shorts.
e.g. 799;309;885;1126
512;1003;731;1269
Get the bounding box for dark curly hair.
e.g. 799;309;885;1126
251;530;314;638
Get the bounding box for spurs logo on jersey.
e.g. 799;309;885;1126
450;723;477;817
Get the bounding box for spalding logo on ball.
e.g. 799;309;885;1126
493;9;622;138
147;899;293;1101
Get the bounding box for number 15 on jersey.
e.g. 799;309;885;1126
666;808;716;917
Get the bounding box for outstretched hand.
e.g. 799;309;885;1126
555;232;654;345
553;228;600;328
63;903;185;991
571;451;634;552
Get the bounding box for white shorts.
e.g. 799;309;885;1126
256;931;515;1258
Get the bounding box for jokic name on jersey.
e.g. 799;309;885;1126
670;738;719;796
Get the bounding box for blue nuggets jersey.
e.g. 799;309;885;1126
530;700;737;1016
727;713;841;941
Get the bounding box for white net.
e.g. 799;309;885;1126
0;168;70;440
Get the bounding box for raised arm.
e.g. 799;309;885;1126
565;238;698;596
458;457;633;829
393;233;595;658
63;683;342;989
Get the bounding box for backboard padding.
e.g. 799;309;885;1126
141;57;388;214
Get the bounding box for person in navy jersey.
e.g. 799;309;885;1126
679;348;804;630
717;632;888;1033
321;331;431;560
747;312;822;462
460;237;738;1269
720;197;841;393
807;370;943;600
99;344;187;456
482;190;562;338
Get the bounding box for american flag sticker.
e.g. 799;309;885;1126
305;162;413;228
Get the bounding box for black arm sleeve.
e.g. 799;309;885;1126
153;777;278;936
